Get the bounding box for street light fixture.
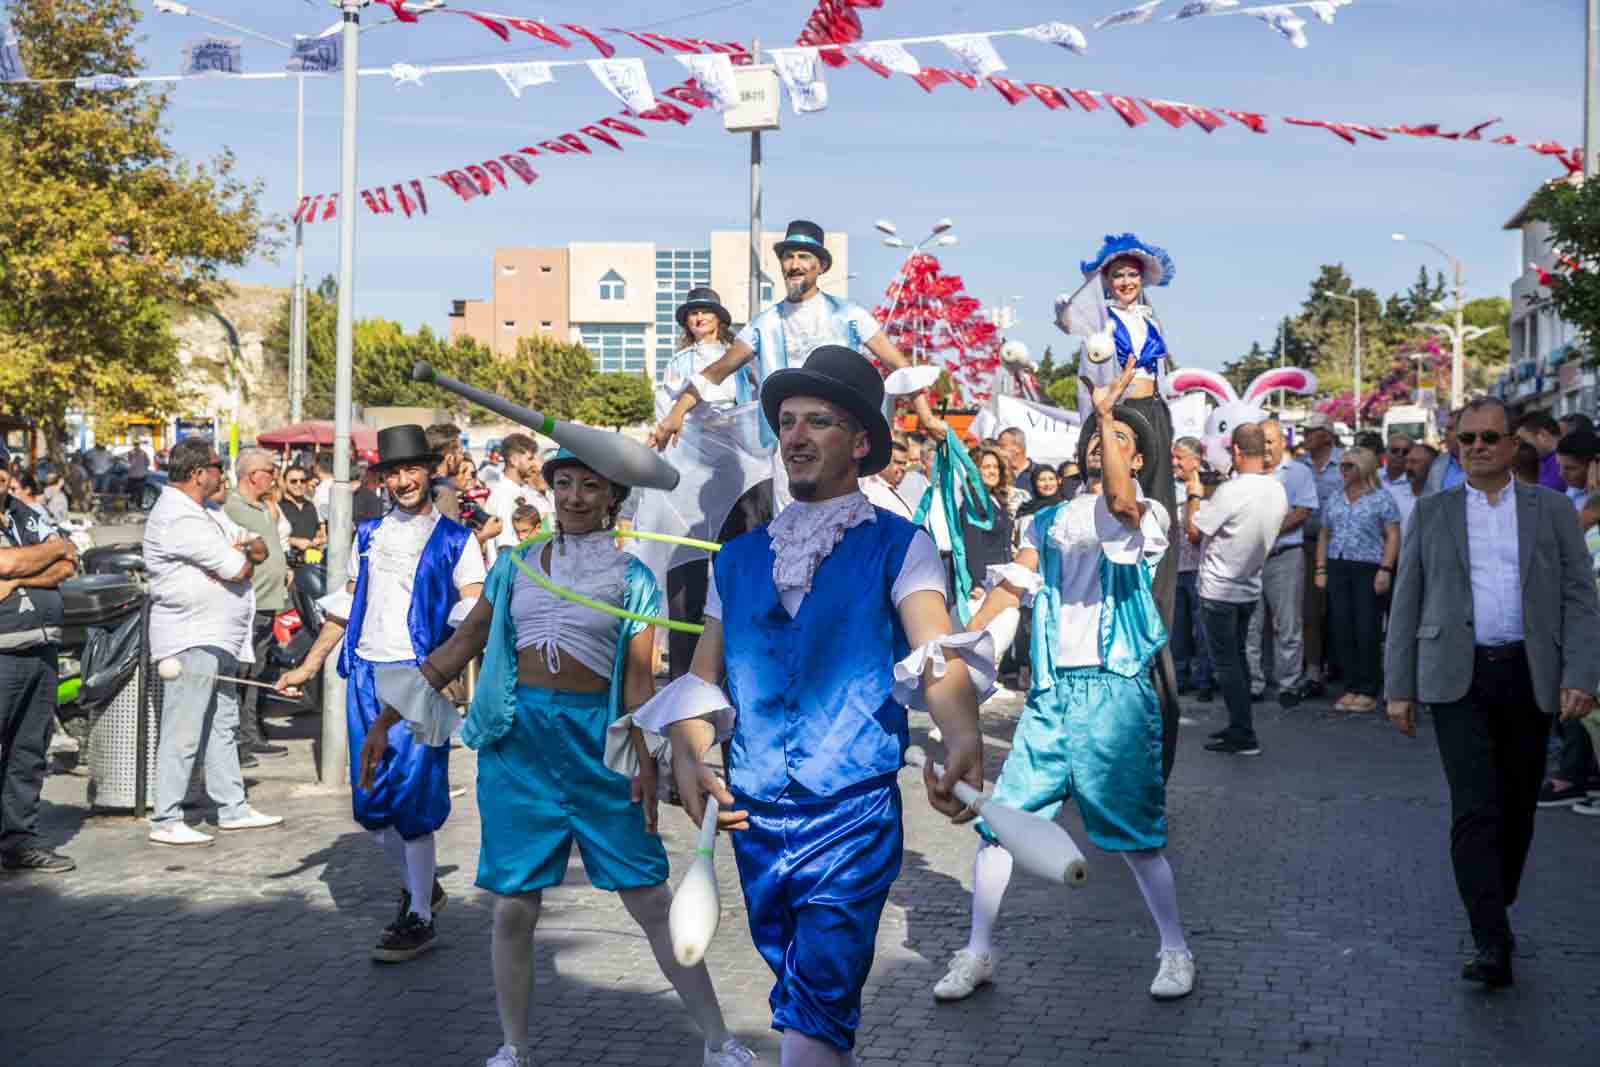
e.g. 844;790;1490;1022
935;235;959;247
882;236;906;248
877;218;961;364
931;218;954;235
1391;231;1475;409
874;220;898;236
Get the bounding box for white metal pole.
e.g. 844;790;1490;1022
1353;300;1362;428
1451;260;1466;411
291;73;306;423
321;0;362;787
747;37;761;328
1587;0;1598;177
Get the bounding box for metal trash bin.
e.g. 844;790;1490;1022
69;585;161;815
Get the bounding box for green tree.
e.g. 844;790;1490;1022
0;0;271;463
1527;176;1600;358
501;335;597;421
575;372;654;429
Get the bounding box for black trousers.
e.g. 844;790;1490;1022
1201;598;1256;740
665;480;774;679
1556;715;1597;784
238;610;278;747
1431;649;1552;952
1327;560;1383;697
0;646;58;852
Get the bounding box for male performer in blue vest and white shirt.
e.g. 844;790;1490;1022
651;221;947;512
278;425;484;962
639;346;990;1067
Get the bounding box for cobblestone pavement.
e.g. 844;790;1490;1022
4;690;1598;1067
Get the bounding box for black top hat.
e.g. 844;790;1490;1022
773;219;833;273
675;287;732;330
761;345;892;476
372;424;441;471
1076;405;1160;479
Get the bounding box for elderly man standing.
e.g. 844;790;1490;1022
860;436;915;519
0;446;78;874
223;447;291;767
1247;418;1320;707
998;427;1046;498
1295;413;1343;695
144;438;283;846
1382;432;1412;487
1387;397;1600;987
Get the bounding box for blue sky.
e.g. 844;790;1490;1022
131;0;1587;371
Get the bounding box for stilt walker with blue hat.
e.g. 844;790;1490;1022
639;345;994;1067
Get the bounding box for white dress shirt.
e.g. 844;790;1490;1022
860;474;914;520
143;487;255;662
1464;478;1523;646
1387;479;1422;533
348;507;487;663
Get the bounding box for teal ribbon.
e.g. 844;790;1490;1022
913;435;995;625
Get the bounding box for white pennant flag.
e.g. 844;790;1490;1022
588;57;657;114
1307;0;1349;24
75;73;130;91
677;52;738;111
286;35;341;74
1;23;27;83
388;63;427;88
856;41;921;75
1168;0;1239;18
182;36;242;76
495;62;553;99
1093;1;1165;30
940;34;1006;78
1253;7;1309;47
1019;22;1089;55
769;48;828;114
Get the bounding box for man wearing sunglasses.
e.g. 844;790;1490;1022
280;464;325;555
1387;396;1600;989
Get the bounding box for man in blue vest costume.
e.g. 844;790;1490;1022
933;358;1197;1005
651;220;948;516
638;345;992;1067
277;424;485;962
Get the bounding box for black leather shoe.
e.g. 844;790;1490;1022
237;747;260;769
1462;945;1513;988
249;742;290;758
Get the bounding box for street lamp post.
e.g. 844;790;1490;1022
1392;233;1468;410
1326;294;1362;428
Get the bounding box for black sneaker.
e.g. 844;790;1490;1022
237;748;260;769
249;742;289;758
1196;688;1214;703
1207;728;1228;740
1278;686;1303;709
392;880;449;930
1536;781;1588;808
1302;678;1327;698
1204;735;1262;756
1;847;76;874
373;912;437;962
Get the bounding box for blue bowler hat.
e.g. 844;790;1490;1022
774;219;833;273
1080;233;1176;288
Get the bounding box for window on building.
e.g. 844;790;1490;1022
502;320;516;329
760;272;775;305
651;248;713;382
599;270;626;301
540;321;552;330
502;264;517;275
540;265;553;273
578;324;648;375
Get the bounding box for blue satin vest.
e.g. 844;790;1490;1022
339;512;472;676
1110;311;1169;376
715;510;918;801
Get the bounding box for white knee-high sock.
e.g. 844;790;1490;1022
780;1031;847;1067
372;827;408;887
402;833;437;921
1123;849;1187;953
620;884;731;1049
967;843;1015;956
492;894;541;1052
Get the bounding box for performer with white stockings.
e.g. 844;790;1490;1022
276;425;485;962
638;345;992;1067
935;360;1197;1003
413;449;755;1067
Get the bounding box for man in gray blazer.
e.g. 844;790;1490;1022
1386;397;1600;988
1421;405;1466;496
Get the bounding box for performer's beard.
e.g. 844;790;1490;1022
785;275;813;301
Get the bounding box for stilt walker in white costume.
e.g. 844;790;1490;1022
933;360;1197;1003
276;425;485;962
405;449;756;1067
639;345;993;1067
650;220;949;513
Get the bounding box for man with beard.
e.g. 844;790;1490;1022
934;359;1196;1006
275;425;485;962
639;346;987;1066
650;220;947;516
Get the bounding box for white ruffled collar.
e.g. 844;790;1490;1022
768;491;876;595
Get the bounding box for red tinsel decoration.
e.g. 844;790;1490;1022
872;253;1002;405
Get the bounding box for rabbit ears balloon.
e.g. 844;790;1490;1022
1167;367;1318;473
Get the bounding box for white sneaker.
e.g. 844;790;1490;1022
704;1036;758;1066
484;1045;528;1067
1149;948;1196;999
148;822;214;847
933;947;994;1001
217;807;284;832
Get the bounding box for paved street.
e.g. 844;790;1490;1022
3;689;1598;1067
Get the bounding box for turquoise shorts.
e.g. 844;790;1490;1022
475;684;668;895
978;667;1166;853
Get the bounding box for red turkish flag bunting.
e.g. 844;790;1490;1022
1493;134;1518;145
299;195;321;223
463;164;495;194
440;171;479;200
359;189;379;215
947;70;978;89
1347;123;1387;141
373;0;416;24
1387;123;1440;137
1026;83;1069;110
481;160;508;189
293;196;312;224
1064;88;1101;111
321;194;337;220
558;132;592;155
393;184;415;218
637;99;694;125
409;179;427;215
1221;109;1268;133
615;30;666;53
500;154;539;184
1104;95;1148;128
855;54;893;78
664;83;714;109
989;77;1029;106
562;24;615;58
506;19;571;48
458;12;510;42
1460;118;1501;141
519;146;541;157
580;124;623;150
910;68;952;92
642;32;700;53
1528;141;1570;156
539;139;571;155
374;187;393;214
1178;103;1225;132
599;117;646;137
1143;99;1188;129
1286;117;1355;144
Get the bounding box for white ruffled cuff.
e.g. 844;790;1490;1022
602;712;669;779
316;588;354;624
883;364;942;397
632;673;736;743
893;631;998;711
372;665;460;748
986;563;1043;605
447;596;479;628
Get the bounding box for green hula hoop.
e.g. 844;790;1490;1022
509;530;720;635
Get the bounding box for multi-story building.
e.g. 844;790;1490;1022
1496;176;1589;417
448;230;852;381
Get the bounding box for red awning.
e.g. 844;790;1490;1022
255;420;379;451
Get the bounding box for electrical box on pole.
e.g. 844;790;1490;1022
724;65;781;133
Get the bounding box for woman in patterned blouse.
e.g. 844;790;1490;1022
1313;447;1401;713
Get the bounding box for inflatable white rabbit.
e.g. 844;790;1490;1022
1166;367;1320;474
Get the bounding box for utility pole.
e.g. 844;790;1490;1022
290;73;306;423
747;36;762;331
1451;260;1465;411
1587;0;1598;177
321;0;363;788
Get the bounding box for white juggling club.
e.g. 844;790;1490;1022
157;657;302;695
668;794;721;967
905;745;1088;888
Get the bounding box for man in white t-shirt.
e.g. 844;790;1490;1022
1185;423;1289;756
483;433;551;565
1246;418;1320;706
860;436;915;519
276;425;485;964
1388;442;1435;534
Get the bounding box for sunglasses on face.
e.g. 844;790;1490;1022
1339;463;1356;471
1456;431;1505;447
286;477;305;485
